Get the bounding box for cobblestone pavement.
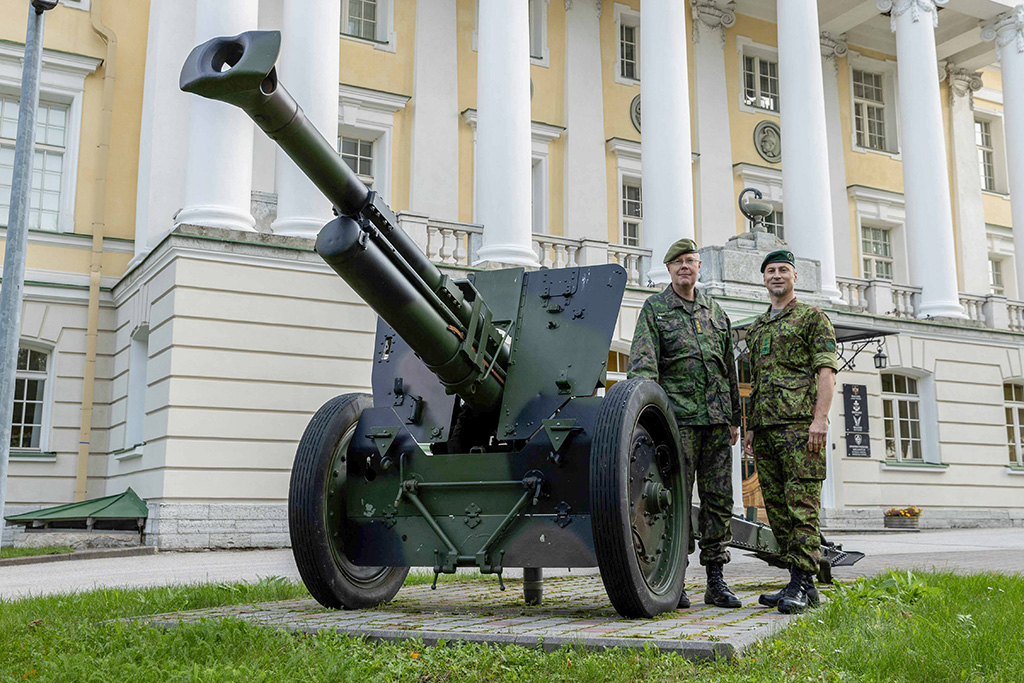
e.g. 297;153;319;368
136;574;796;660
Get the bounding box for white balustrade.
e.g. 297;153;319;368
891;284;922;318
958;294;988;324
1008;301;1024;332
425;219;483;268
836;276;869;311
532;234;582;270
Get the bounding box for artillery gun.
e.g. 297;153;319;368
180;31;861;619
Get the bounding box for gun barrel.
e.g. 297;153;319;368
180;31;506;412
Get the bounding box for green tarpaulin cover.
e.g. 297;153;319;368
5;488;148;525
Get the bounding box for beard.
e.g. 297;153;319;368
767;282;792;296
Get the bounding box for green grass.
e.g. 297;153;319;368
0;545;75;559
1;571;1021;682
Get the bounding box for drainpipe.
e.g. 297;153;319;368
74;0;116;501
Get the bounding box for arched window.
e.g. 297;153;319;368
1004;383;1024;466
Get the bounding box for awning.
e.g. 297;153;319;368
732;316;898;373
4;487;148;532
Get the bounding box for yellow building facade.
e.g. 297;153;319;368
2;0;1024;548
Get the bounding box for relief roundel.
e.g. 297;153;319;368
753;120;781;164
630;95;641;134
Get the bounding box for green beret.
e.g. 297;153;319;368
760;249;796;272
663;238;699;264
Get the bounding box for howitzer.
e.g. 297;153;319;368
180;31;860;619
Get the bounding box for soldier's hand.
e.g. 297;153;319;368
743;430;754;455
729;425;739;446
808;417;828;452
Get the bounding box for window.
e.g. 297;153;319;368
853;69;886;152
531;157;546;234
0;96;68;231
344;0;377;41
991;258;1005;296
882;373;922;462
743;55;780;113
339;136;374;188
528;0;547;63
762;208;784;240
11;347;47;450
1005;383;1024;466
861;226;893;280
621;180;642;247
123;326;149;451
976;119;996;192
614;4;640;85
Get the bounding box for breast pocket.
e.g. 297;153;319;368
771;375;815;418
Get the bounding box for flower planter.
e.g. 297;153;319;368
884;515;919;529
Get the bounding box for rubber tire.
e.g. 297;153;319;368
289;393;409;609
591;378;688;618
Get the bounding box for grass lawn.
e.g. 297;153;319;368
0;571;1021;682
0;545;75;560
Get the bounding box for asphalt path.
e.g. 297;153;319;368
1;528;1021;601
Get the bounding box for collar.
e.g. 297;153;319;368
762;297;799;323
662;285;710;311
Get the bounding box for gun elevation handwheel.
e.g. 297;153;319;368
590;378;688;618
289;393;409;608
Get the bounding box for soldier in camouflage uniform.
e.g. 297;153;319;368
742;250;838;614
627;238;743;610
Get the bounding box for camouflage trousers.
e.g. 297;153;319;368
752;424;825;574
680;424;734;566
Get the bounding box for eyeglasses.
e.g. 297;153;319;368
668;257;701;267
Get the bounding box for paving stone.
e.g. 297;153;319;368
133;574;799;660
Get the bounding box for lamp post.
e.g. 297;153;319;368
0;0;59;554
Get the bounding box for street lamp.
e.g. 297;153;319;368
873;344;888;370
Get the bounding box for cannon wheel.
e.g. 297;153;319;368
289;393;409;609
591;378;688;618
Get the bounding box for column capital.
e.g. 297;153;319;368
820;31;848;75
691;1;736;46
876;0;947;33
981;6;1024;61
945;65;983;105
565;0;601;18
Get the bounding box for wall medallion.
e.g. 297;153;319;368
630;94;641;133
753;120;781;164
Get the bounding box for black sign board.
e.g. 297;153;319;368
843;384;871;457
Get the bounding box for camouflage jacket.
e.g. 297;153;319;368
745;298;839;429
627;286;741;426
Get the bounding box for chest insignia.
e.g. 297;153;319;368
760;336;770;355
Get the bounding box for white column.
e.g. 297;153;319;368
134;0;196;255
777;1;841;301
692;1;737;248
983;7;1024;299
175;0;259;232
821;32;854;279
946;67;989;294
474;1;539;267
878;0;965;318
409;0;458;220
270;0;341;237
564;0;608;242
641;1;694;284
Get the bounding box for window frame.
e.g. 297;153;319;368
0;96;69;232
850;186;909;284
736;38;780;118
121;325;150;455
881;372;923;463
340;0;397;52
337;83;408;205
10;343;53;454
620;177;643;247
861;224;894;281
852;68;888;152
847;53;900;157
974;109;1009;195
976;118;996;192
0;44;99;235
614;3;641;86
743;53;780;114
1004;382;1024;467
761;206;784;240
990;257;1005;296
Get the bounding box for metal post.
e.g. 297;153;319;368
0;1;57;554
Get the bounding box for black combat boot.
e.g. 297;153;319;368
678;584;691;609
760;568;819;607
777;569;818;614
704;563;742;608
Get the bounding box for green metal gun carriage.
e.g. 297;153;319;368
179;31;860;619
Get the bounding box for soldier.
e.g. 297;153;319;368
627;238;743;610
742;250;838;614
